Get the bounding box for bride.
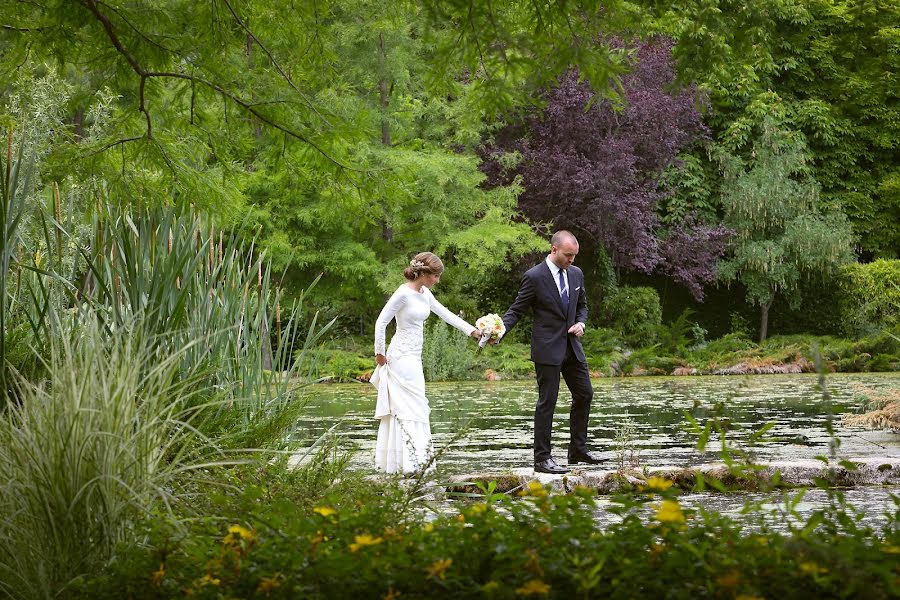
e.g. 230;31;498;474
371;252;480;474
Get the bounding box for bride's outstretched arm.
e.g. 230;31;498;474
426;289;477;337
374;289;407;356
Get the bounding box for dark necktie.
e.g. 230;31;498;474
559;269;569;311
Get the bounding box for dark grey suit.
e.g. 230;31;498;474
502;262;594;462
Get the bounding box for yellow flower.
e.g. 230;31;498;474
468;503;488;515
150;563;165;586
349;534;384;553
456;513;466;523
482;581;500;593
883;544;900;554
196;574;221;587
383;588;401;600
655;499;685;523
426;558;453;580
256;575;281;595
224;524;255;545
516;579;551;596
424;523;435;533
644;476;673;491
518;480;548;498
799;561;828;576
313;506;337;518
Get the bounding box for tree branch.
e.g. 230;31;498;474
78;0;367;171
218;0;332;127
2;24;45;32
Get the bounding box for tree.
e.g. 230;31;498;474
717;116;855;342
481;38;731;300
653;0;900;259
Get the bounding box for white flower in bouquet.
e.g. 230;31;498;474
475;313;506;349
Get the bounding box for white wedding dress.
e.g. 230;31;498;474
371;285;476;474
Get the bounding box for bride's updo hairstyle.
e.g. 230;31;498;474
403;252;444;281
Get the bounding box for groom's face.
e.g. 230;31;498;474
550;239;579;270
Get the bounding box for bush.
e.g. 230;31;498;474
599;286;662;348
839;260;900;338
304;346;373;381
80;468;900;600
474;341;535;379
422;319;476;381
0;322;216;600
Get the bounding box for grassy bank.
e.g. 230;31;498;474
307;326;900;382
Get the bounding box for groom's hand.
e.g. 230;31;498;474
375;354;387;366
568;322;585;337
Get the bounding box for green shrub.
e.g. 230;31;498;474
422;318;476;381
839;260;900;338
305;347;373;381
80;467;900;600
599;286;662;348
0;322;217;600
474;341;534;378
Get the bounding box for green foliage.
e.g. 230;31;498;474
0;321;220;600
299;340;375;382
598;286;662;348
654;0;900;258
422;318;475;381
838;259;900;338
656;308;699;355
473;340;535;379
717;116;855;339
80;461;900;600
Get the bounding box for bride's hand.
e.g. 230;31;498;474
470;330;482;340
375;354;387;366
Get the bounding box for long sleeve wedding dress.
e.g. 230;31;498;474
371;285;476;474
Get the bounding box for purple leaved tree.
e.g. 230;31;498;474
481;38;731;300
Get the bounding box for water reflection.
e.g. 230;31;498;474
594;487;900;534
291;373;900;474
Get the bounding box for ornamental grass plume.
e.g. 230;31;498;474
842;387;900;431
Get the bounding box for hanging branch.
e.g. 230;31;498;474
79;0;366;172
218;0;333;128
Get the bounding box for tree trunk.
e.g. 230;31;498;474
377;31;393;242
759;298;773;343
378;31;391;147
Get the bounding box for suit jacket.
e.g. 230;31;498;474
502;262;588;365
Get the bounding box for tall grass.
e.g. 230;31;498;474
75;203;334;440
0;320;220;600
1;128;37;402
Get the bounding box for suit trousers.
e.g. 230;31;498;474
533;340;594;462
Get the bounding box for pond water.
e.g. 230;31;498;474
594;487;900;533
292;373;900;474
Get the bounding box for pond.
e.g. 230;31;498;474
291;373;900;527
292;373;900;474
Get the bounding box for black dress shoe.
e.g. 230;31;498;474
567;449;606;465
534;458;570;474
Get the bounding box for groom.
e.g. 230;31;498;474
501;230;604;474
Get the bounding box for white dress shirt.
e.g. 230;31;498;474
545;257;585;330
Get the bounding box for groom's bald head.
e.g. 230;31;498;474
550;230;578;248
549;230;579;270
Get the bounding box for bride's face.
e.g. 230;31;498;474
422;272;441;287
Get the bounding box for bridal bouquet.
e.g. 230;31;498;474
475;313;506;349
